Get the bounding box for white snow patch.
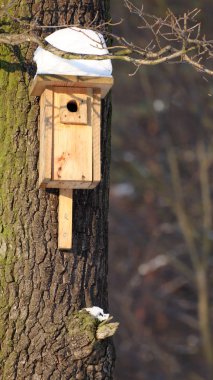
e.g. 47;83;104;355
85;306;110;322
33;27;112;77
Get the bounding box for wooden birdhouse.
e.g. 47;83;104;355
30;28;113;249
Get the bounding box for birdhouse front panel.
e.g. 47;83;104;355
53;87;93;184
39;86;101;190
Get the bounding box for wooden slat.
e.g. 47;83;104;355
46;180;92;189
53;87;93;184
39;89;53;187
58;189;73;249
89;88;101;188
59;91;88;125
30;74;114;99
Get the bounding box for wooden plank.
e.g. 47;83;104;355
46;180;92;189
90;89;101;188
30;74;114;98
39;92;45;185
59;90;88;125
39;89;53;187
53;87;93;183
58;189;73;249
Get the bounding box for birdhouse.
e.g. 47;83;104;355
30;28;113;249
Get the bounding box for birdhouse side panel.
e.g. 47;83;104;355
53;87;93;184
89;88;101;188
39;89;53;188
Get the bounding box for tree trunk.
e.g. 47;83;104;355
0;1;114;379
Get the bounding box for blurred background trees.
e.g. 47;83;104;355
108;1;213;379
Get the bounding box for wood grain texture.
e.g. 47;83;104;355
59;89;88;125
39;89;53;187
90;88;102;188
30;74;114;98
46;179;92;189
53;87;93;183
58;189;73;249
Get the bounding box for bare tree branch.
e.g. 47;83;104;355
0;1;212;76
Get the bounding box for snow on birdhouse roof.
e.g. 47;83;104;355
33;27;112;77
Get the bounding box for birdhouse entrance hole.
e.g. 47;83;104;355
67;100;78;113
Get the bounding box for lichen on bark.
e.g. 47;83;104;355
67;311;99;359
66;310;118;360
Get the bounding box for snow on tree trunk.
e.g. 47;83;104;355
0;0;114;379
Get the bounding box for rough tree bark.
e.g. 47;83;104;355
0;0;114;379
